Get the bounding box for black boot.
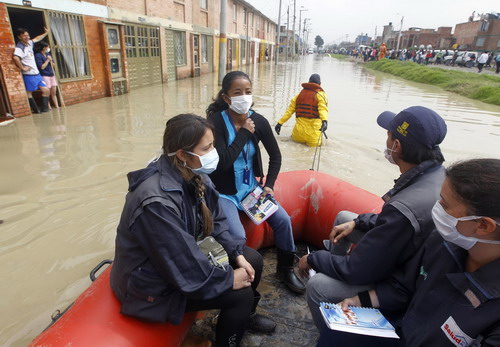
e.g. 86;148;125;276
28;98;40;114
247;292;276;333
41;96;50;112
276;249;306;294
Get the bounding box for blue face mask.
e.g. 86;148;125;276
186;148;219;175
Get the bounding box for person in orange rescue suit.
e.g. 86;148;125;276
378;43;387;60
274;74;328;147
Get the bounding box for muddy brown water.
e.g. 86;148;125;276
1;55;499;346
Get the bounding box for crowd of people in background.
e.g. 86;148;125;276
338;45;500;74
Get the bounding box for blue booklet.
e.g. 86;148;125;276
319;302;399;339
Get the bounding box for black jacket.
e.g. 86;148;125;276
308;161;445;285
110;156;244;324
377;231;500;346
208;110;282;194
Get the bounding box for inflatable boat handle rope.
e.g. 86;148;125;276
310;129;327;172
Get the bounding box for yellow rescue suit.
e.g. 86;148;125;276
278;82;328;147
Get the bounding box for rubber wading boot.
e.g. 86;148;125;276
28;98;40;114
41;96;50;112
247;293;276;333
276;249;306;294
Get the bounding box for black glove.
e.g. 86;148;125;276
275;123;282;135
320;120;328;132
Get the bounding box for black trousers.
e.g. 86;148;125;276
185;246;263;347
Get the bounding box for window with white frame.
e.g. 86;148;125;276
476;37;485;47
243;8;247;25
201;35;208;63
200;0;207;10
48;11;90;80
233;4;237;21
174;31;186;65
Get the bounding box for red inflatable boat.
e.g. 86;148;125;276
30;170;382;347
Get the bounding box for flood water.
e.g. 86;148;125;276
1;55;499;346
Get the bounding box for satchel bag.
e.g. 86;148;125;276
197;236;229;270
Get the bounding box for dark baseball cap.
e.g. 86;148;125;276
377;106;447;149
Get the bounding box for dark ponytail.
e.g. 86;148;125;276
206;71;252;118
163;114;215;236
446;159;500;222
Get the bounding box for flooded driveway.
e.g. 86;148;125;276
1;55;499;346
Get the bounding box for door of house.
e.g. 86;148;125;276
0;66;12;116
7;7;56;109
124;24;162;90
192;34;200;77
164;29;176;81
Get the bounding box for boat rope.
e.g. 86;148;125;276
310;130;327;171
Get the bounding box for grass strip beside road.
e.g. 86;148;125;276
365;60;500;106
331;53;349;60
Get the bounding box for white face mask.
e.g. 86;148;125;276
186;148;219;175
228;95;252;115
46;48;51;53
383;143;397;165
431;201;500;250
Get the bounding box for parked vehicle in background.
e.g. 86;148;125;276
443;51;457;65
307;48;314;54
454;51;478;68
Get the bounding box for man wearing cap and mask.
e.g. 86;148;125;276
299;106;447;333
274;74;328;147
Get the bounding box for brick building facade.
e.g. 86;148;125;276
454;15;500;52
0;0;276;117
400;27;453;50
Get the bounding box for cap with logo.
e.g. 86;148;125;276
377;106;447;149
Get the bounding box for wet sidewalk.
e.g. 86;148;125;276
425;63;499;76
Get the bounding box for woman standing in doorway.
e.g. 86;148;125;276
206;71;306;296
35;41;59;109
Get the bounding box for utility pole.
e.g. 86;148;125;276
302;18;309;53
298;7;307;55
291;0;296;56
276;0;282;65
396;16;404;52
286;6;289;60
305;28;310;52
245;10;249;64
218;0;227;85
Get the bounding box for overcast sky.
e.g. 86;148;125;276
246;0;499;45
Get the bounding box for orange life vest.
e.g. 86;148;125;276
296;83;324;119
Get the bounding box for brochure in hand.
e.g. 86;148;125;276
319;302;399;339
240;185;279;225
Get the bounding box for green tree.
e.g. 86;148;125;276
314;35;324;50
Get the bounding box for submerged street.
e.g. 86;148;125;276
1;55;500;346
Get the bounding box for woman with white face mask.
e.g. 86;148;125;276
323;159;500;347
206;71;306;305
110;114;270;347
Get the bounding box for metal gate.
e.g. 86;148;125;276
124;24;161;89
165;29;176;81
